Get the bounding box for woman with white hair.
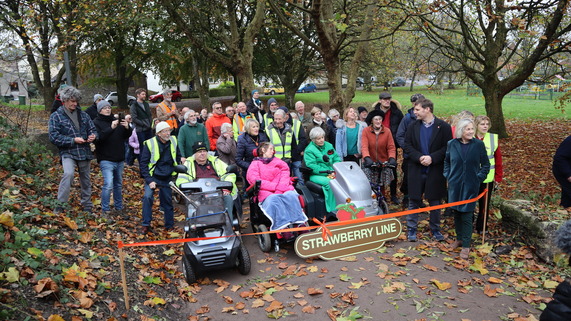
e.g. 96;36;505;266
444;118;490;259
304;127;341;213
217;122;237;165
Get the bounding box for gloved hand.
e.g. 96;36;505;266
363;157;373;168
322;155;330;162
388;157;397;167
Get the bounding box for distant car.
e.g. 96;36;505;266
356;77;364;86
296;83;317;93
263;85;284;95
390;77;406;87
105;92;136;106
149;90;183;103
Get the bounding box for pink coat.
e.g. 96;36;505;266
128;129;140;154
246;157;294;203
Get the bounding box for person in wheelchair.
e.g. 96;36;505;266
176;141;238;220
246;142;307;231
304;127;341;213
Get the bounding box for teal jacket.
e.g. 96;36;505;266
444;138;490;212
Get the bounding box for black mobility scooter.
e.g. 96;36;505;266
171;164;250;283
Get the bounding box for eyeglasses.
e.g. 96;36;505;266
214;106;222;110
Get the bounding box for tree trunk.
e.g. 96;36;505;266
284;87;297;109
410;72;416;92
482;85;509;138
114;50;131;109
192;55;210;110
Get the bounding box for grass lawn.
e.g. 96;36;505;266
271;86;569;120
2;101;46;112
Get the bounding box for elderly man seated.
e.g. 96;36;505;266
176;141;237;220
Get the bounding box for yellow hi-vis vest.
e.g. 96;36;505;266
267;124;293;159
292;118;302;144
482;132;498;183
175;155;237;196
145;136;178;177
233;113;253;140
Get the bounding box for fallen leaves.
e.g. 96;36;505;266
431;279;452;291
34;277;59;298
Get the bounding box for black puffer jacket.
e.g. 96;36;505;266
541;280;571;321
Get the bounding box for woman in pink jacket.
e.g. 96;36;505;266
247;142;306;230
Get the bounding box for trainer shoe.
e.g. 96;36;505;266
460;248;470;259
407;229;417;242
433;230;445;241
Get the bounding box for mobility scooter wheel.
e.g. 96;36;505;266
181;255;197;284
237;244;251;275
379;199;389;215
257;225;272;252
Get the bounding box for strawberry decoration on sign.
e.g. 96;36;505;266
335;203;366;221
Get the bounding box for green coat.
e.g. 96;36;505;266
177;123;210;158
304;141;341;176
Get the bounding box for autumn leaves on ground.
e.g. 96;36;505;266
0;113;569;321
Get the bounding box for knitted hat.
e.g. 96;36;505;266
251;89;259;96
379;92;392;100
155;121;171;134
97;100;111;113
357;106;367;114
278;106;289;113
267;98;278;106
192;141;208;154
93;94;104;103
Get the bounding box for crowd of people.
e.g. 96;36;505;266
48;85;523;259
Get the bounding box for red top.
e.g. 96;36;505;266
361;126;396;162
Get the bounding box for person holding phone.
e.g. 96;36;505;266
93;100;132;221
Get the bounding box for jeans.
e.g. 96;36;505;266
142;178;174;229
291;160;304;185
406;173;441;233
58;157;92;210
100;160;124;212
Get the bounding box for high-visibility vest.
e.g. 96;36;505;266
144;136;178;177
157;101;178;129
267;125;293;159
292;118;302;144
175;155;237;196
233;113;253;140
482;132;498;183
263;113;274;131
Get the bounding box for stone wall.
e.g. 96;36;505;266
500;199;562;263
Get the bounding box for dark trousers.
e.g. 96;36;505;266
389;149;400;198
454;209;473;248
400;158;409;197
136;129;153;146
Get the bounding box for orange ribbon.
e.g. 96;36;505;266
312;217;333;241
117;189;488;248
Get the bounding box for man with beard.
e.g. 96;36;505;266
178;109;209;160
139;121;182;233
156;89;180;135
48;86;98;213
130;88;153;146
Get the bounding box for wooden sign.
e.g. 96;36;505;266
294;218;402;260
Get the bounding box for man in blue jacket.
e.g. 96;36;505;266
48;86;98;213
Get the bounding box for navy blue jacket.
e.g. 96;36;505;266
236;132;269;171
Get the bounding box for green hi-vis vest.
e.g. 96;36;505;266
482;132;498;183
267;125;293;159
145;136;178;177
